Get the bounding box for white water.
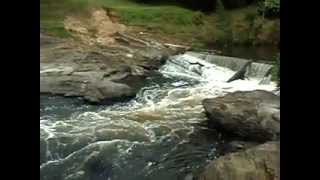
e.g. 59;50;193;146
159;53;275;102
40;53;277;180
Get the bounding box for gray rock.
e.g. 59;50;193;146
203;90;280;142
227;61;252;82
45;134;95;161
220;141;259;154
40;140;133;180
65;171;86;180
199;141;280;180
40;138;47;165
40;34;176;103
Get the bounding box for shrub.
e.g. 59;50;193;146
271;54;280;86
222;0;247;9
133;0;217;12
212;0;233;45
258;0;280;18
192;11;206;25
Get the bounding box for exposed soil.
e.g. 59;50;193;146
63;8;189;48
64;8;127;46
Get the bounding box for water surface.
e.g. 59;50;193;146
40;53;277;180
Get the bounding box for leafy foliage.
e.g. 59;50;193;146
271;54;280;86
258;0;280;18
198;4;279;46
222;0;251;9
212;0;233;44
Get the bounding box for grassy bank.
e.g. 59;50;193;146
40;0;279;47
40;0;91;37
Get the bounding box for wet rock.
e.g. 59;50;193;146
184;173;194;180
46;134;95;160
227;61;252;82
203;90;280;142
40;138;47;165
84;151;113;180
40;140;135;180
199;141;280;180
40;33;176;104
220;141;259;155
65;171;86;180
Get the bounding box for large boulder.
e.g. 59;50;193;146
219;141;259;155
199;141;280;180
203;90;280;142
40;33;174;103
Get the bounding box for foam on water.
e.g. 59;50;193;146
152;53;276;108
40;52;277;180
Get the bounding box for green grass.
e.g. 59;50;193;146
99;0;205;40
41;0;87;37
40;0;206;40
40;0;279;46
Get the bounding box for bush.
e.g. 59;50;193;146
132;0;217;12
258;0;280;18
192;11;206;25
211;0;233;45
222;0;247;9
271;54;280;86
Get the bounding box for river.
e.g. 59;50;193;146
40;52;277;180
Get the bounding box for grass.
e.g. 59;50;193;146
40;0;206;41
40;0;280;46
40;0;89;37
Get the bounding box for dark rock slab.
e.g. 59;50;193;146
203;90;280;142
199;141;280;180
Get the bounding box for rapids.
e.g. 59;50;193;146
40;52;277;180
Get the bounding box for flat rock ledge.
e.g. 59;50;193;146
40;33;177;103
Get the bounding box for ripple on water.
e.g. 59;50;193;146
40;53;277;180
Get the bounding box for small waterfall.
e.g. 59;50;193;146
248;63;273;79
202;53;248;71
163;54;235;83
184;52;274;80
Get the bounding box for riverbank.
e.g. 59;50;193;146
40;0;279;48
40;1;280;179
